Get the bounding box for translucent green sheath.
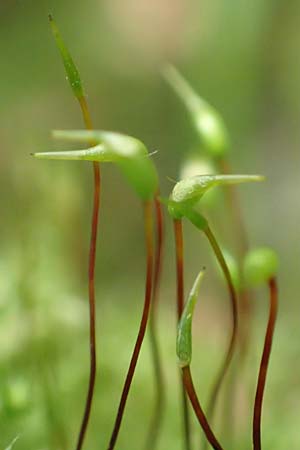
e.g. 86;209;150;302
163;65;230;158
33;130;158;200
177;270;205;368
168;174;264;221
4;437;19;450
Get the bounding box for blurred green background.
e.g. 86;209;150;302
1;0;299;449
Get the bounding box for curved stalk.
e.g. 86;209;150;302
182;366;225;450
253;277;278;450
107;200;154;450
174;219;192;450
75;97;101;450
203;224;238;428
145;195;165;450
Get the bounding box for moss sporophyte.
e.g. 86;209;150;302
177;270;224;450
47;15;100;450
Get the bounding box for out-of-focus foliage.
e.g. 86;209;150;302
0;0;299;449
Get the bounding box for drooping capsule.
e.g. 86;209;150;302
33;130;159;200
168;174;264;220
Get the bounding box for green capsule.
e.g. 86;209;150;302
163;65;230;159
177;270;205;367
32;130;158;200
168;174;264;220
49;14;84;99
243;247;279;287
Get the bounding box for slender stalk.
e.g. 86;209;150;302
203;225;238;426
173;219;192;450
107;200;154;450
253;277;278;450
75;96;101;450
182;366;225;450
145;195;165;450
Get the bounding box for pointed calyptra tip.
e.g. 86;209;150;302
177;269;206;367
31;147;102;161
49;15;84;100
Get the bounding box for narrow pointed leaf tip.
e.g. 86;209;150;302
177;269;205;368
5;437;19;450
168;174;264;219
49;15;84;99
163;64;230;158
32;130;158;200
243;247;279;288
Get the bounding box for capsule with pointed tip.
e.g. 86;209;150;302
163;65;230;159
168;174;264;220
177;270;205;368
243;247;279;288
49;14;84;99
32;130;158;200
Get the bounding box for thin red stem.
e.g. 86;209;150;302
204;225;238;424
75;97;101;450
145;195;165;450
182;366;225;450
253;277;278;450
174;219;192;450
107;200;154;450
